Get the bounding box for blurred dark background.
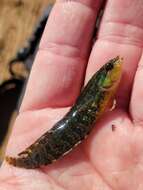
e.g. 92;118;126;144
0;0;55;163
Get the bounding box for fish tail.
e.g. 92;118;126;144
5;155;36;169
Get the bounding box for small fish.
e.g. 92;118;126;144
6;56;123;169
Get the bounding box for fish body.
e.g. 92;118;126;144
6;56;122;169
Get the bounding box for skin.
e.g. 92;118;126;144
0;0;143;189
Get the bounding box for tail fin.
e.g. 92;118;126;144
5;156;36;169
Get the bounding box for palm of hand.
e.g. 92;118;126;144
0;107;143;190
1;0;143;189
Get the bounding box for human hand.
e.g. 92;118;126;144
1;0;143;189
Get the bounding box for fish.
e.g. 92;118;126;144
6;56;123;169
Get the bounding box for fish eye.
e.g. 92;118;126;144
105;63;114;71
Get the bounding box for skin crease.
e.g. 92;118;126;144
1;0;143;189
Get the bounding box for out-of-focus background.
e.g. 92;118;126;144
0;0;55;164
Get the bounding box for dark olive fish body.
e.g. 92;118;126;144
6;57;122;169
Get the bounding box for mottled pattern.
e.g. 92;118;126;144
6;57;122;169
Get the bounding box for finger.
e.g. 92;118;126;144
85;0;143;109
130;55;143;125
20;0;104;112
84;0;143;188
